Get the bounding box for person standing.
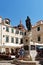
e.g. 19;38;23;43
15;48;19;58
19;47;25;60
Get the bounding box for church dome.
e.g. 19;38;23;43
18;20;24;29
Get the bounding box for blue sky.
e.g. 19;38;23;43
0;0;43;27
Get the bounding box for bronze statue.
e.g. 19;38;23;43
25;16;31;31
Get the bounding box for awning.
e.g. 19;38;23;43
0;43;24;48
35;43;43;46
30;42;43;46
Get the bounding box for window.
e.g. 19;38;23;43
37;27;40;31
6;26;9;32
31;45;35;50
38;36;41;41
16;38;18;43
26;39;28;42
3;35;5;37
24;32;26;35
11;28;14;33
11;37;14;43
24;45;29;50
20;38;23;44
15;30;19;34
20;31;23;35
6;36;9;42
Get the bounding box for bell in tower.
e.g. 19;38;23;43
4;18;10;25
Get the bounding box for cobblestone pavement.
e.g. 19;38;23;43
0;60;15;65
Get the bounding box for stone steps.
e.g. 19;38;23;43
0;63;15;65
36;61;41;65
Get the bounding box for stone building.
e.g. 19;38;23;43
0;17;25;53
32;20;43;44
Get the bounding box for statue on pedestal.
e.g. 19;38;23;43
22;16;32;61
12;16;36;65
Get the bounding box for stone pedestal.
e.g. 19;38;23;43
23;31;32;61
